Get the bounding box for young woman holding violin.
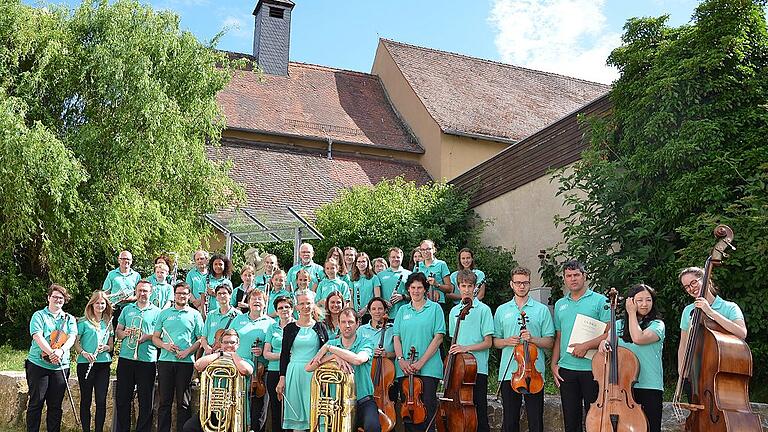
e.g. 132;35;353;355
598;284;665;432
392;272;446;432
26;284;78;432
74;290;114;432
264;295;296;432
493;267;554;432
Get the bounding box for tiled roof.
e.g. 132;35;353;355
217;57;422;154
209;138;432;216
380;39;610;142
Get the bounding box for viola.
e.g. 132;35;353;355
370;317;396;432
586;288;648;432
399;346;427;424
435;297;477;432
672;225;761;431
250;338;267;397
42;313;71;364
510;310;544;394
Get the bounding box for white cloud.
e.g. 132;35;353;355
488;0;621;84
221;15;250;40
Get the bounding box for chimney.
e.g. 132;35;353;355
252;0;294;76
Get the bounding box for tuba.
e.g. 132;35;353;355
199;354;247;432
310;361;357;432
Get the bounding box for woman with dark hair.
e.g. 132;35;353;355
350;252;382;319
200;254;232;316
264;296;295;432
324;290;345;340
409;247;423;272
599;284;665;432
448;247;486;303
357;297;394;359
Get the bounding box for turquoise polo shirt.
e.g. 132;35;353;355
154;306;204;363
554;289;610;371
203;307;242;344
392;300;446;379
416;259;451;303
449;269;486;304
230;284;250;309
185;268;208;300
327;336;375;400
680;295;744;331
266;289;295;317
118;303;162;362
265;320;288;372
350;275;381;312
357;323;394;353
28;308;78;370
494;297;555;381
201;276;231;312
448;298;494;375
254;273;273;290
378;268;411;316
149;280;173;309
315;278;351;304
102;268;140;300
286;262;324;290
616;319;665;390
232;313;275;366
147;273;172;285
76;318;113;363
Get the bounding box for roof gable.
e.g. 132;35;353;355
380;39;609;142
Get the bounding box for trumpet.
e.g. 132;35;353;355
123;315;143;360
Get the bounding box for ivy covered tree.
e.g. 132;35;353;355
0;0;247;341
549;0;768;394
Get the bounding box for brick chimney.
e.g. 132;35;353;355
252;0;295;76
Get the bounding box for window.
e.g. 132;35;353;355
269;7;284;19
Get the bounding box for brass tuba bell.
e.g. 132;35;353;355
310;361;357;432
199;354;247;432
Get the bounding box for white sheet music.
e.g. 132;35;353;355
566;313;607;360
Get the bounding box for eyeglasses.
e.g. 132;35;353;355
175;292;190;296
419;247;433;252
512;281;531;287
277;305;292;310
683;279;701;290
50;295;65;300
118;257;131;261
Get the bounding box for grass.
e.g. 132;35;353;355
0;345;27;371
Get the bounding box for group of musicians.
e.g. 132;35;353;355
25;239;752;432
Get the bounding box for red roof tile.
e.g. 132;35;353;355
380;39;610;142
217;58;422;154
208;138;432;216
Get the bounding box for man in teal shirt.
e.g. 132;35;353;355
103;250;141;328
377;247;411;317
307;308;380;432
286;243;324;290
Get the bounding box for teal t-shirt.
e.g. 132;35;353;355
76;318;113;363
554;289;610;371
154;306;204;363
315;278;351;304
118;303;162;362
350;274;381;312
266;289;295;317
416;259;451;303
327;336;375;399
449;269;486;304
28;308;78;370
494;298;555;381
286;262;324;290
254;273;273;291
201;276;232;313
185;268;209;300
149;280;173;310
392;300;446;379
102;268;140;301
232;313;275;366
357;323;394;353
265;320;290;372
448;298;494;375
377;268;411;316
616;318;665;390
203;307;242;344
680;295;744;331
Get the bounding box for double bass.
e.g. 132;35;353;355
370;317;396;432
434;297;477;432
672;225;761;431
586;287;648;432
510;310;544;394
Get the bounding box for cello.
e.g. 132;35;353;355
400;346;427;425
586;287;648;432
434;297;477;432
510;310;544;394
672;225;761;431
370;317;396;432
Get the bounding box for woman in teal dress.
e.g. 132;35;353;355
276;289;329;431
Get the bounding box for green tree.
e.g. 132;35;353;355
0;0;248;342
548;0;768;397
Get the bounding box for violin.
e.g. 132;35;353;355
399;346;427;424
42;314;71;364
672;225;761;431
370;317;396;432
250;338;267;398
586;288;648;432
510;310;544;394
435;297;477;432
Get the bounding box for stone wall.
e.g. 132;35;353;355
2;371;766;431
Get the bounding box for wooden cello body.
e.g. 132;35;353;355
371;318;396;432
673;225;761;432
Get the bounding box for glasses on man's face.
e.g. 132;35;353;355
175;292;190;296
50;295;65;301
683;279;701;290
512;281;531;287
119;257;131;261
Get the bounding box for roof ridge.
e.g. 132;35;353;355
380;38;609;88
287;61;377;78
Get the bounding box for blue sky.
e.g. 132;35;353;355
28;0;734;83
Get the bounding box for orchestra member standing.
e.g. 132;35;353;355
263;296;296;432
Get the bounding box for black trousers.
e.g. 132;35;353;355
558;368;598;432
355;397;381;432
266;370;284;432
399;375;438;432
76;362;110;432
115;358;157;432
25;360;69;432
157;361;194;432
500;380;544;432
249;380;268;432
634;388;663;432
474;373;490;432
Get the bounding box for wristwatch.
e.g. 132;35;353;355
396;356;405;361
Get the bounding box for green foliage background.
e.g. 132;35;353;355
0;0;247;344
544;0;768;397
